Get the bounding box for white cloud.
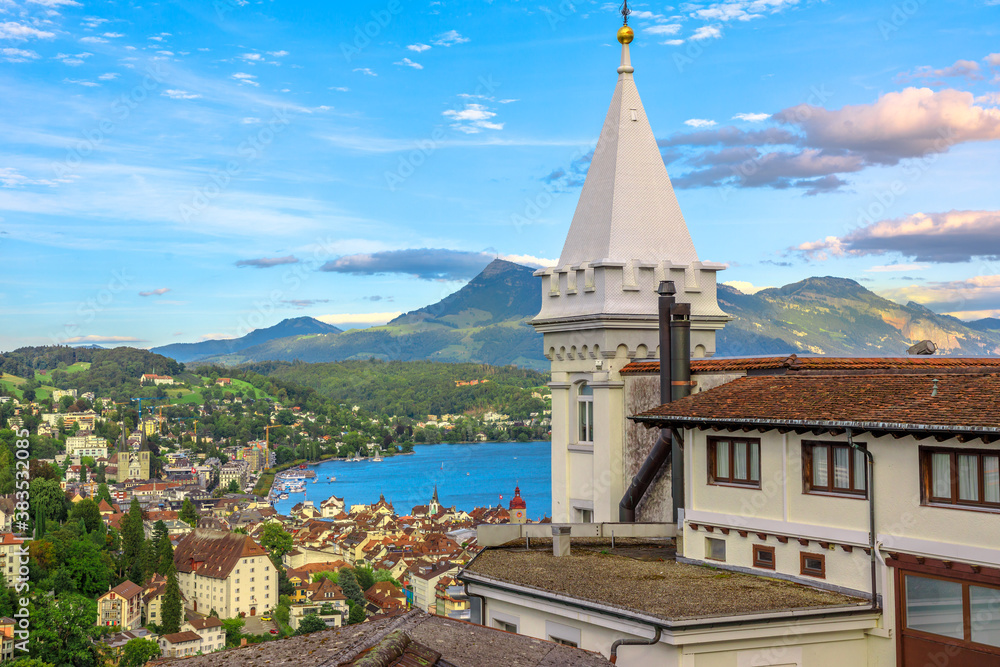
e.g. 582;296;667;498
330;86;350;92
500;254;557;268
662;39;685;45
56;51;92;66
26;0;80;6
723;280;772;295
80;36;107;44
684;118;717;128
63;78;99;87
267;50;288;57
241;117;261;124
231;72;259;86
394;57;423;70
63;335;146;344
102;32;124;38
645;24;681;35
97;72;118;80
432;30;469;47
408;43;431;52
498;99;519;104
987;53;1000;67
0;21;55;40
976;92;1000;106
865;263;930;273
732;112;771;122
316;312;402;328
241;52;263;62
691;25;723;40
353;67;377;77
0;167;65;187
162;89;201;99
443;103;504;133
1;47;40;62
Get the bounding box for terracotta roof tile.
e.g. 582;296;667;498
620;355;1000;376
174;528;268;580
633;373;1000;433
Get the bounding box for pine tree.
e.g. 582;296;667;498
156;530;175;576
95;483;113;505
338;570;365;608
121;498;145;584
178;498;199;527
161;571;182;634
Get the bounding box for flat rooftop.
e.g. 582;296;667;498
462;538;869;623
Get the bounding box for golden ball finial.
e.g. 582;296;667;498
617;26;634;44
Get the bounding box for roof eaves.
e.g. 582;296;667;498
629;413;1000;436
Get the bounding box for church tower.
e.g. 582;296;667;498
429;485;441;516
508;486;527;524
532;8;728;523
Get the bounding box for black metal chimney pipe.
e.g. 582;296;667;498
619;281;676;522
670;303;691;524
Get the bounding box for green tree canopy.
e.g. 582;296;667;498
161;571;182;634
260;523;293;562
119;637;162;667
68;498;101;533
178;498;199;527
296;614;327;635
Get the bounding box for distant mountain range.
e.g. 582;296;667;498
152;266;1000;369
158;259;547;369
717;277;1000;356
150;317;342;363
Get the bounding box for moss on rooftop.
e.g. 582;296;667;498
465;540;867;622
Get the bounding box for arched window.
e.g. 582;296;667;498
577;382;594;443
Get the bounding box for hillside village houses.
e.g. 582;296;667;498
456;13;1000;667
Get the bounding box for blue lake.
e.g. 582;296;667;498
272;441;552;521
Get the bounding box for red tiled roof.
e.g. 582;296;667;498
633;373;1000;434
0;533;24;546
620;355;1000;376
188;617;223;630
106;580;144;599
162;630;202;644
174;528;268;580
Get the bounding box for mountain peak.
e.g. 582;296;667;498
152;316;340;363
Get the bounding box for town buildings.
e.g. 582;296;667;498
96;580;145;630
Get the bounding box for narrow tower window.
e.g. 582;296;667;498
578;382;594;443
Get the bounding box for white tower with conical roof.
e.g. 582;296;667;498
533;11;728;523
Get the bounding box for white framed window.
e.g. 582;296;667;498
577;382;594;443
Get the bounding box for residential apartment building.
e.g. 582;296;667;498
218;461;249;490
406;561;458;613
96;580;144;630
0;533;25;586
173;528;274;618
183;616;226;653
65;431;110;458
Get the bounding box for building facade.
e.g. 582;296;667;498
96;580;144;630
530;22;727;524
173;528;275;618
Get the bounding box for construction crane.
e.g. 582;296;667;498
263;424;279;448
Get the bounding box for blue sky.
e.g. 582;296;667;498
2;0;999;351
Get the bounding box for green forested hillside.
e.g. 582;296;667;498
717;277;1000;356
242;359;549;419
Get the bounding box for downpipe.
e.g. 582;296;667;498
610;626;661;664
